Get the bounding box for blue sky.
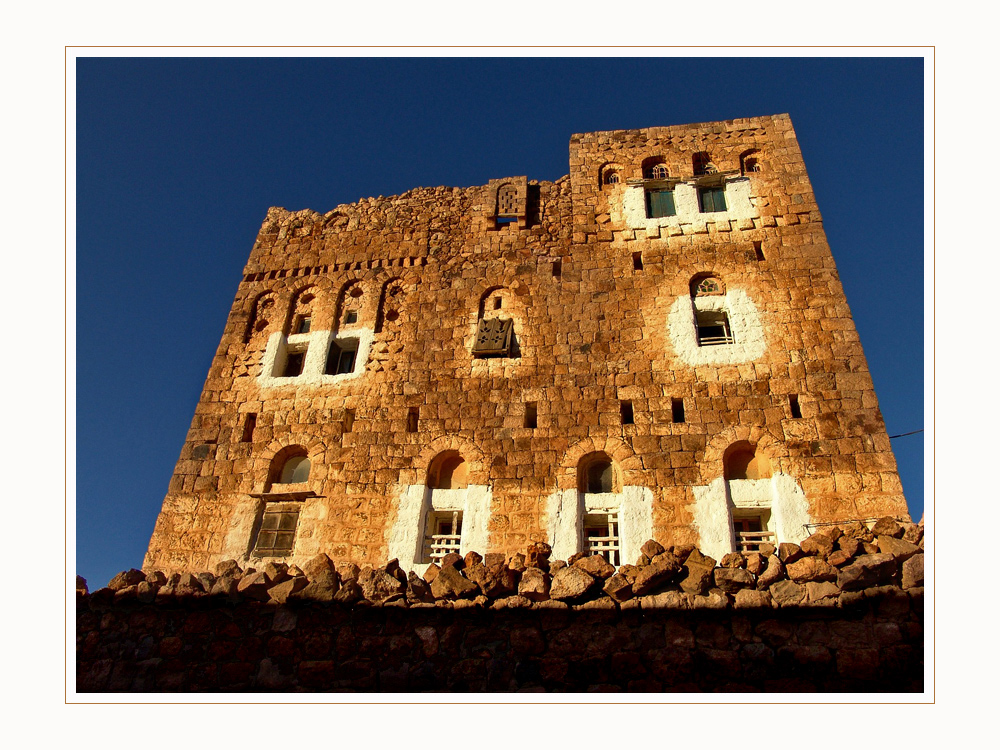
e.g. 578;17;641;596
75;56;925;589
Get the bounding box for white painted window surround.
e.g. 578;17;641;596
620;177;755;230
388;484;492;573
690;474;811;561
547;486;653;568
257;327;374;387
667;290;766;366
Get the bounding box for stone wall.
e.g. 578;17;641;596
81;519;923;692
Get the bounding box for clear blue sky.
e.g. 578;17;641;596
75;56;924;589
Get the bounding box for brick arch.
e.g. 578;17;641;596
557;437;641;491
334;276;371;330
374;276;407;333
702;426;787;481
242;289;282;344
412;435;488;487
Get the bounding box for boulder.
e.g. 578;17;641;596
618;564;641;584
777;543;804;564
483;552;506;568
465;563;517;599
684;549;717;570
384;559;407;584
720;552;746;569
145;571;167;586
422;563;441;584
175;573;205;597
758;542;776;558
871;516;904;538
756;555;785;589
640;539;665;559
786;556;838;583
358;567;406;603
236;571;270;600
507;553;526;572
670;544;696;562
678;562;714;596
267;576;308;604
406;571;434;603
209;576;238;598
838;553;898;591
549;560;567;575
518;567;550;601
291;570;339;602
805;581;840;604
573;554;616;579
769;579;806;607
713;567;755;594
734;589;773;609
631;552;682;596
745;552;766;576
76;576;88;594
108;569;146;591
549;566;598;601
902;553;924;589
300;553;335;580
213;559;243;578
837;537;862;557
876;536;921;562
333;578;363;603
136;580;158;603
464;551;483;568
430;565;478;599
800;532;835;558
902;523;924;545
841;520;875;543
335;562;361;582
827;549;853;567
603;573;634;602
526;542;552;571
440;552;464;570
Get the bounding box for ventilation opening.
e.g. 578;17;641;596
789;395;802;419
552;260;562;279
620;400;634;425
494;297;502;310
671;398;685;424
754;241;765;261
407;407;419;433
632;252;644;271
344;408;355;433
240;414;257;443
524;402;537;429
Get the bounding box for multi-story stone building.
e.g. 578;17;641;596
144;114;909;575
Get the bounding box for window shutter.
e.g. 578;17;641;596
472;318;513;356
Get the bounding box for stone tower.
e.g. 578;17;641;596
144;114;908;575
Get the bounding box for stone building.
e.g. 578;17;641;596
143;114;909;576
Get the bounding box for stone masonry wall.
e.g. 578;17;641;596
143;114;907;577
85;518;924;692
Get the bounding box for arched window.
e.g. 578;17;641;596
428;451;468;490
724;442;772;481
244;292;277;344
693;151;717;176
691;274;725;297
643;161;669;180
577;451;621;565
279;455;311;484
578;452;618;494
740;149;761;175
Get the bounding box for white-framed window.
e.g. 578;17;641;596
325;337;359;375
423;510;463;563
583;511;621;566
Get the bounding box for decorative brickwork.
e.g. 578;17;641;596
144;114;908;578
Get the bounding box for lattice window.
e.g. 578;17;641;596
497;184;518;217
254;507;300;556
424;510;463;563
604;171;620;185
695;310;735;346
472;317;514;357
733;517;775;554
584;512;620;567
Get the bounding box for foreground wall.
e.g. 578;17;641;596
82;519;924;693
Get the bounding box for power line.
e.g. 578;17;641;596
888;429;923;439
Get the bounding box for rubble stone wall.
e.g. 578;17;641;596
82;519;924;692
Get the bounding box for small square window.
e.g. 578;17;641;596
295;316;311;334
344;310;358;325
645;189;676;219
698;187;727;213
326;339;358;375
282;349;306;377
254;507;300;556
